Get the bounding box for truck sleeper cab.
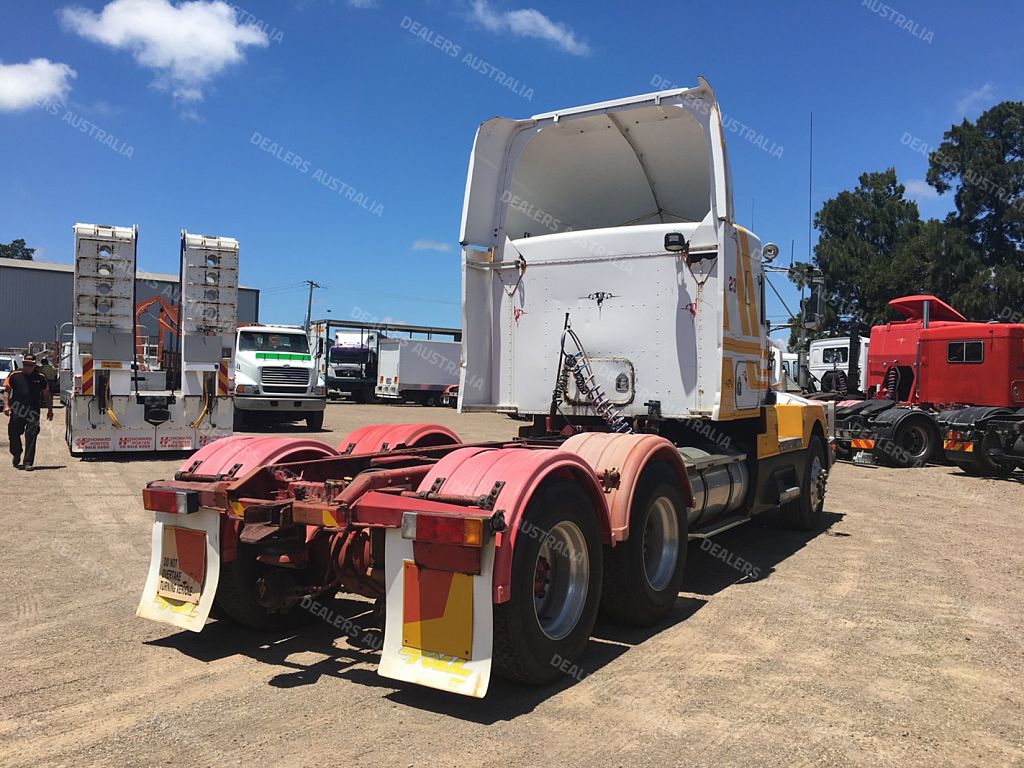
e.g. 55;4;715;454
137;82;831;698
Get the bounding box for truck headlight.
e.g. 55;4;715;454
235;384;254;395
313;386;327;397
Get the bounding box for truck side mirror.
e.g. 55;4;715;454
803;313;821;332
317;337;325;356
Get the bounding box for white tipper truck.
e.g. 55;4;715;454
374;338;461;406
232;325;327;430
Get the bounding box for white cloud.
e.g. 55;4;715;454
470;0;591;56
954;82;996;117
411;240;453;252
60;0;268;103
904;179;939;200
0;58;76;112
348;0;377;7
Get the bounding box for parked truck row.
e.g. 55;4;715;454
311;321;462;405
830;295;1024;476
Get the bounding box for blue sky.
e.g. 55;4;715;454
1;0;1020;331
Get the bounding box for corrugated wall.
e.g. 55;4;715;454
0;265;73;349
0;263;259;348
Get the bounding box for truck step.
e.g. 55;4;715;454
688;513;752;540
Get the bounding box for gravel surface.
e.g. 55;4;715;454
1;402;1021;767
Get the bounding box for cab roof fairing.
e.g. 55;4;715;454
458;78;735;255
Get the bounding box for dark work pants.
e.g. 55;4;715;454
8;411;41;465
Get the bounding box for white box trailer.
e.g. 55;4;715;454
375;338;460;405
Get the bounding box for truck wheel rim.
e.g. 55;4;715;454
901;425;928;458
642;496;679;591
532;520;589;641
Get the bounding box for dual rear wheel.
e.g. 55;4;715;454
493;465;688;684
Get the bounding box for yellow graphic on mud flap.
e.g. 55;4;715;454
151;594;199;617
398;646;473;679
402;561;474;661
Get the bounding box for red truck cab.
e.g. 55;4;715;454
867;295;1024;408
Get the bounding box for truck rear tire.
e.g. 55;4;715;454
214;543;311;631
888;413;939;467
779;436;827;530
306;411;324;431
492;479;602;684
600;464;687;626
953;434;1011;478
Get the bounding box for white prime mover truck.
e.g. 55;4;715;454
374;338;460;405
808;336;870;393
136;80;832;699
232;324;327;430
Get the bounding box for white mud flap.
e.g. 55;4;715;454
377;529;495;697
136;508;221;632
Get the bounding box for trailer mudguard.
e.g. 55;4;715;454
179;435;339;477
136;507;221;632
559;432;693;542
336;423;460;454
378;529;496;698
415;446;608;604
938;406;1014;453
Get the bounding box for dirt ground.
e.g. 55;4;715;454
1;402;1021;768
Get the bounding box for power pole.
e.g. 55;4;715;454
303;280;321;334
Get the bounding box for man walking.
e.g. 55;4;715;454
3;354;53;471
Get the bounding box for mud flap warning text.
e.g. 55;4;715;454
156;527;205;604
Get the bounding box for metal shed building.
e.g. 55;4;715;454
0;258;260;349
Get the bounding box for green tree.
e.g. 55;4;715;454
925;101;1024;319
786;169;925;348
0;239;35;260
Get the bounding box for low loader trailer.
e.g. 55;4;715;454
66;225;238;454
137;81;832;697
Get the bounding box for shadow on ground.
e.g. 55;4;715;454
148;509;844;723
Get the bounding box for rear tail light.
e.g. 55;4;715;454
402;512;487;547
143;485;200;514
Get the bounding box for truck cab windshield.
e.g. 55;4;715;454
239;331;310;354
